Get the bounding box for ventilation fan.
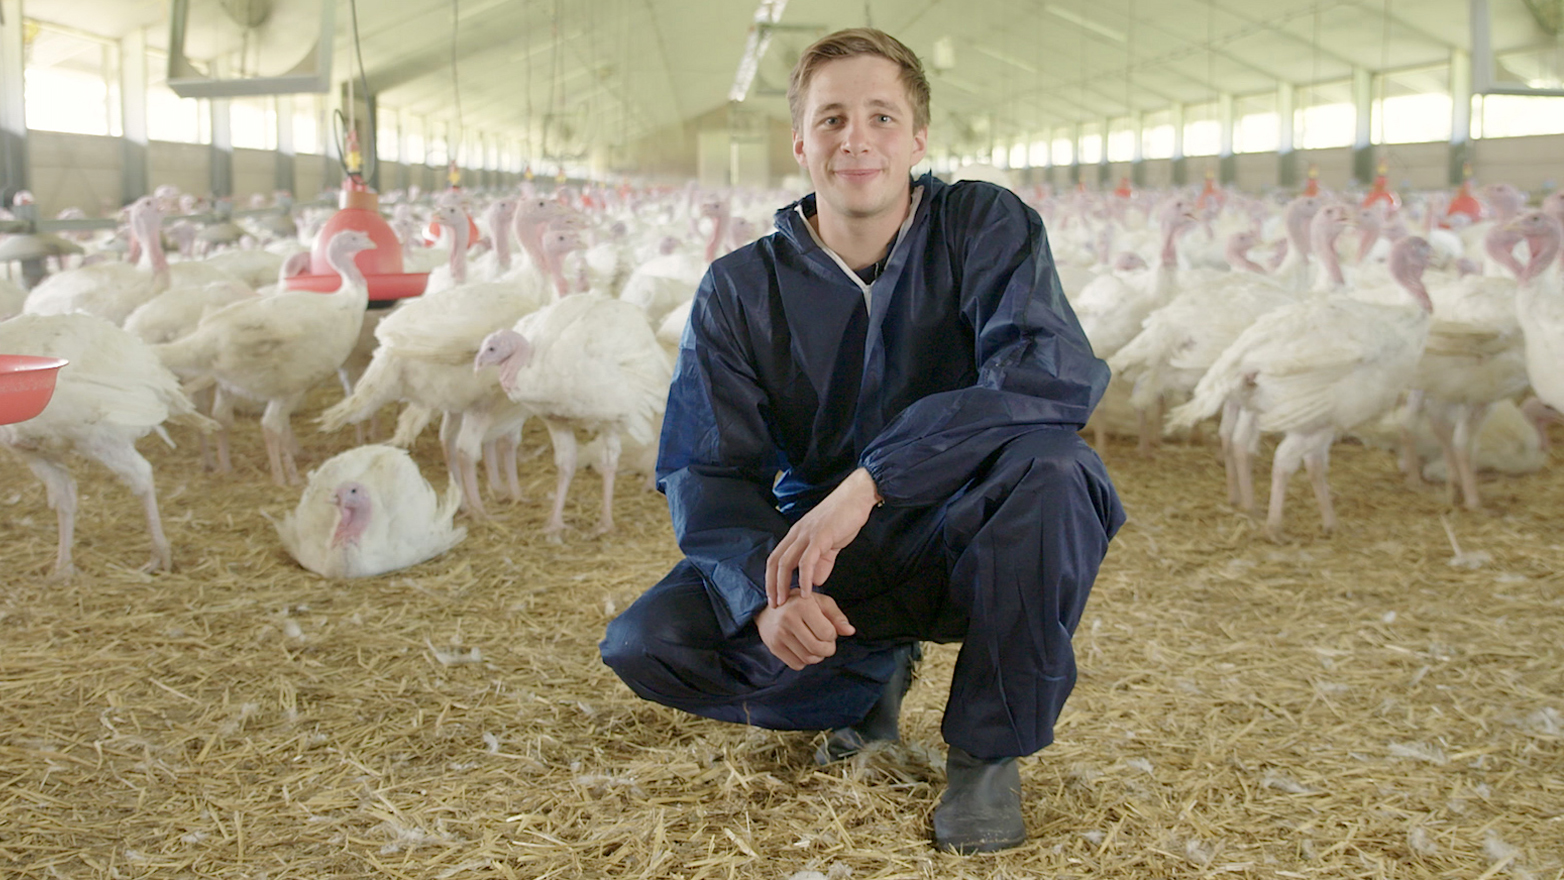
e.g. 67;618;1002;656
167;0;334;98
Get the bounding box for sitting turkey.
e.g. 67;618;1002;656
276;444;466;579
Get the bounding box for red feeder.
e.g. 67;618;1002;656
0;355;69;425
287;183;429;302
1445;179;1482;225
1113;177;1133;198
1302;165;1321;197
1362;165;1398;209
1196;172;1222;209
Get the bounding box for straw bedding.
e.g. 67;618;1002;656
1;388;1560;879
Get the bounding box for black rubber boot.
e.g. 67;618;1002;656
813;642;919;764
932;746;1026;854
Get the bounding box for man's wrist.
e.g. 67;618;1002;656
849;467;884;510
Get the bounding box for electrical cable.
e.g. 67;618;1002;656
331;0;376;183
450;0;464;164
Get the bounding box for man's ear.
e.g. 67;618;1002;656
792;130;806;168
911;126;928;165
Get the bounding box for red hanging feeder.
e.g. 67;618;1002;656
1196;171;1222;209
1445;164;1482;226
1362;162;1399;209
1302;164;1321;197
1113;177;1133;198
0;355;68;425
286;130;428;302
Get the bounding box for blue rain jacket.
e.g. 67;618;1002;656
657;173;1109;638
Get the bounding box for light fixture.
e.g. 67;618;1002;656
729;0;789;102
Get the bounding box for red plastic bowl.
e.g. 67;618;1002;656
286;272;430;301
0;355;69;425
285;187;430;301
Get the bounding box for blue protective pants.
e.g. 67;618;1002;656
600;428;1124;759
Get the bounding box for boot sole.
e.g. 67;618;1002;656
935;830;1027;855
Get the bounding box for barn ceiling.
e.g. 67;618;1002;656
19;0;1564;160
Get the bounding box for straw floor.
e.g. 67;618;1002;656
2;389;1561;879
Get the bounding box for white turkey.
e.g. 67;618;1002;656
122;278;257;345
24;196;237;325
474;231;671;540
0;313;215;580
618;196;730;326
154;229;377;485
320;205;567;517
1108;228;1298;457
1398;223;1532;508
276;444;465;579
425;197;520;293
1510;210;1564;437
1072;197;1198;360
1168;236;1436;539
200;248;285;289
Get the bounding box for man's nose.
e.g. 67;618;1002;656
839;116;869;152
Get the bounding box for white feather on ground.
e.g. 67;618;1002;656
276;444;465;579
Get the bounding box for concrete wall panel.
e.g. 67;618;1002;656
29;131;122;216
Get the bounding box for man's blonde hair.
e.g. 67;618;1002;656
787;28;930;133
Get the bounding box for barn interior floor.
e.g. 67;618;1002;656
2;387;1561;879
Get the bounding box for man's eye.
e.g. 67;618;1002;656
878;115;892;123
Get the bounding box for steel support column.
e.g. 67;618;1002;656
1450;48;1473;184
0;0;28;204
120;27;150;205
1277;82;1298;188
1351;67;1375;185
276;95;296;196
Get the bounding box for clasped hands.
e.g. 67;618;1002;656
758;467;882;671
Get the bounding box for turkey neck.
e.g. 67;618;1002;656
1158;214;1183;270
488;205;516;272
543;243;574;299
1483;227;1525;278
516;218;548;274
1225;238;1264;274
325;241;369;297
1312;222;1347;291
1277;203;1316;281
137;209;172;293
331;494;370;548
1393;258;1433;313
1519;227;1561;284
704;207;731;264
1545;204;1564;268
446;218;470;285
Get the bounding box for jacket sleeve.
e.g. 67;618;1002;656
860;184;1110;507
656;270;790;637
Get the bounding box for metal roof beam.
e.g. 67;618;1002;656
995;1;1358;120
1202;0;1362;72
1341;0;1459;52
365;9;576;93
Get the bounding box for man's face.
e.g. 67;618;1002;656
793;55;928;226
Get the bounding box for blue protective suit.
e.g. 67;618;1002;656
601;174;1125;759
